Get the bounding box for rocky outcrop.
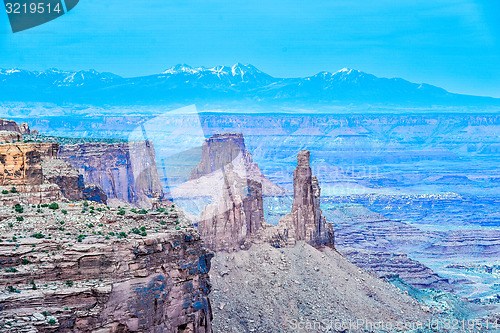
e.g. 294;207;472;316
0;142;44;186
0;118;21;132
19;122;30;134
42;158;86;200
0;201;213;333
0;139;106;205
198;164;265;252
83;182;108;204
276;150;334;247
41;158;107;204
189;133;283;196
58;141;163;208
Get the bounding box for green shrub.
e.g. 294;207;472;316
21;258;30;265
117;232;127;239
5;267;18;273
7;286;19;293
16;216;23;222
14;204;23;213
117;209;126;216
48;202;59;210
65;280;73;287
61;209;67;215
83;201;89;207
10;187;17;193
1;190;8;194
31;232;45;239
48;318;56;325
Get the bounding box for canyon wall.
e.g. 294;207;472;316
0;131;106;205
0;201;213;332
58;141;163;208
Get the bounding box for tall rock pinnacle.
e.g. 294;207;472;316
277;150;334;247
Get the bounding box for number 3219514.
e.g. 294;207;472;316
5;2;62;14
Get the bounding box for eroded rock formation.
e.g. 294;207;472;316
276;150;334;247
59;141;163;208
198;164;265;252
0;201;213;332
0;118;21;132
189;133;283;196
0;136;106;205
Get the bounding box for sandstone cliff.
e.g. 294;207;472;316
275;150;334;247
0;129;106;205
59;141;163;209
0;201;213;333
198;164;265;252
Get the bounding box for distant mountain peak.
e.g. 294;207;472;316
163;64;201;74
0;64;497;106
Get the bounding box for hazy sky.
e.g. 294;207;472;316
1;0;499;97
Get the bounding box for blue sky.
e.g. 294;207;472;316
1;0;499;97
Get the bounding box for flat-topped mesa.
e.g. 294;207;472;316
276;150;334;247
190;133;246;180
189;133;283;196
198;164;265;252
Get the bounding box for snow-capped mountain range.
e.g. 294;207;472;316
0;63;498;107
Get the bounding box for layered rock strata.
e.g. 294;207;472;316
58;142;163;208
276;150;334;247
0;137;106;205
0;201;213;333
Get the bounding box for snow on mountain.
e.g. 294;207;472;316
0;64;497;106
